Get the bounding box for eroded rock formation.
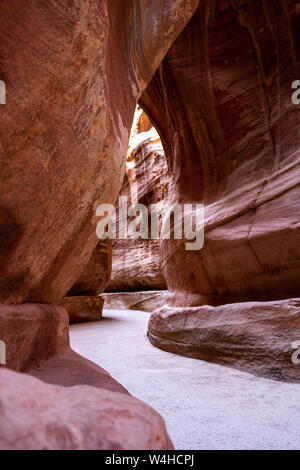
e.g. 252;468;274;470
140;0;300;380
0;0;200;449
0;0;198;305
68;240;112;297
107;108;168;292
60;296;104;324
0;302;129;391
62;240;111;323
148;299;300;382
0;302;173;449
101;290;172;312
0;368;173;450
1;0;300;451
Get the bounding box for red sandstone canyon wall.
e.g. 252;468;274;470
140;0;300;381
62;240;111;324
107;108;168;292
0;0;199;305
0;1;200;449
0;303;173;450
1;0;300;451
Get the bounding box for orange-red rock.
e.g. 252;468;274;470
141;1;300;305
101;290;171;312
64;240;111;324
0;302;173;449
68;240;112;297
0;1;201;450
107;108;168;292
60;296;103;325
0;0;199;305
148;299;300;382
0;368;173;450
141;0;300;378
0;302;124;391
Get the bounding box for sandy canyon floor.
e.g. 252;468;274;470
70;309;300;450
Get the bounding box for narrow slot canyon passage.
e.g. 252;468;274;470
1;0;299;451
70;309;299;450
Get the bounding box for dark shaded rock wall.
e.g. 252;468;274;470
140;0;300;306
0;0;200;449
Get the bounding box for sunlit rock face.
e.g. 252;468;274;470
107;108;168;292
101;290;172;312
0;0;201;450
141;0;300;379
0;0;198;305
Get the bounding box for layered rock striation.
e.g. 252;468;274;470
62;240;111;324
0;0;200;449
141;0;300;380
107;108;168;292
0;0;198;305
0;303;172;450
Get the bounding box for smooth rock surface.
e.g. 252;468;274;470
0;368;173;450
0;303;69;372
0;0;198;305
60;296;103;325
148;299;300;382
101;290;171;312
139;0;300;375
107;108;168;292
70;309;300;450
0;302;125;392
140;0;300;307
0;302;173;449
68;240;112;297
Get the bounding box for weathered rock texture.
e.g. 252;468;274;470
0;0;198;305
60;296;103;324
68;240;112;297
107;108;168;291
101;290;171;312
0;304;127;393
0;0;200;450
0;302;125;391
0;369;173;450
141;0;300;379
0;302;173;449
0;303;68;373
64;240;111;324
148;299;300;382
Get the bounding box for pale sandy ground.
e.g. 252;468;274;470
70;309;300;450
